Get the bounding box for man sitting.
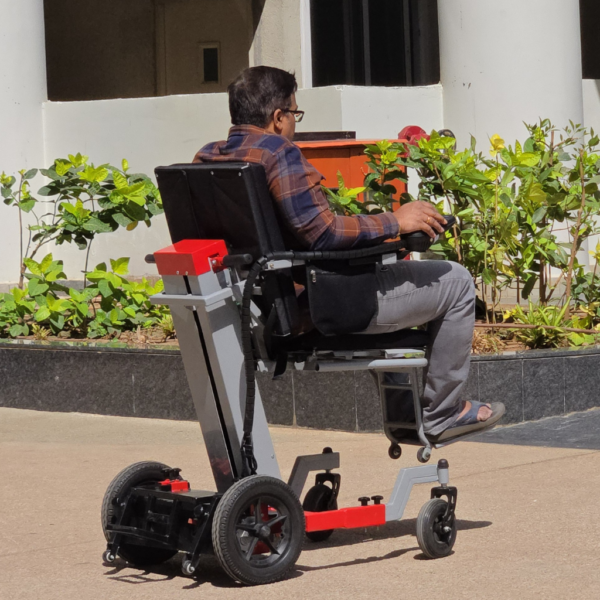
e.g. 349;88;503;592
193;66;504;441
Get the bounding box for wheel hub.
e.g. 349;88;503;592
259;525;271;538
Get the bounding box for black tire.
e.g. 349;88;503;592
388;444;402;460
101;461;179;566
212;475;305;586
302;484;337;542
416;498;457;559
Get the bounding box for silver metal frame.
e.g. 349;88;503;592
152;261;449;506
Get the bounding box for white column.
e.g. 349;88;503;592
438;0;583;148
249;0;305;85
0;0;47;284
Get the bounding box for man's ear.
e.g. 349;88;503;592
272;108;284;134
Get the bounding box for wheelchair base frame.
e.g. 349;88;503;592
102;240;459;581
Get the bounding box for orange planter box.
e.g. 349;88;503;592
296;139;408;198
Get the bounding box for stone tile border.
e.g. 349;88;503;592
1;340;600;432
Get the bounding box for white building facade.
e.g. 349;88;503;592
1;0;599;284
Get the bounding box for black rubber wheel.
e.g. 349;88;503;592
417;447;432;463
416;498;457;559
388;443;402;460
101;461;179;566
302;484;337;542
212;475;305;585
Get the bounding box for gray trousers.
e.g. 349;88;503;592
364;260;476;436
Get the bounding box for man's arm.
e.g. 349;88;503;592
267;143;399;250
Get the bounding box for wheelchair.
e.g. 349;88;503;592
101;162;472;585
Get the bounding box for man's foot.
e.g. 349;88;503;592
457;400;493;422
430;400;506;443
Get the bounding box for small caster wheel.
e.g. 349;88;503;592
182;560;196;576
388;443;402;460
103;550;116;563
416;498;457;558
302;484;337;542
417;447;432;463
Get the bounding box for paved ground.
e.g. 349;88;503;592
1;407;599;600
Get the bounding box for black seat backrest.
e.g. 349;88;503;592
154;162;301;336
155;162;289;257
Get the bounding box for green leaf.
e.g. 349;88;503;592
34;306;51;322
110;257;130;276
112;212;133;227
76;302;89;317
122;159;129;172
28;279;49;297
83;216;112;233
113;171;128;190
55;160;71;177
79;165;108;183
9;323;25;337
481;268;495;285
532;207;547;224
49;314;65;331
23;169;38;180
40;254;54;273
98;279;113;298
18;197;36;213
23;258;42;276
522;276;537;299
124;201;146;221
68;153;88;167
344;186;366;197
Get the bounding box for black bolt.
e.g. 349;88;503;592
371;495;384;505
322;447;333;454
358;496;370;506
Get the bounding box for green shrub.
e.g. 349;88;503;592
0;154;169;342
1;154;163;289
330;120;600;325
0;253;167;340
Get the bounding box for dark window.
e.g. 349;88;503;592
580;0;600;79
310;0;440;88
203;47;219;83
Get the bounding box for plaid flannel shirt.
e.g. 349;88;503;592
193;125;399;250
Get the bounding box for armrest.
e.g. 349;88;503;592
292;239;408;262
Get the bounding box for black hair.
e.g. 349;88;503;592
228;66;297;128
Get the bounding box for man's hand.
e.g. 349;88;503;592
393;201;447;238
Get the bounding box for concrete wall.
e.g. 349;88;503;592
0;0;47;285
39;84;442;281
339;84;443;138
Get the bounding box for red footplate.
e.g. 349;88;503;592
305;505;386;532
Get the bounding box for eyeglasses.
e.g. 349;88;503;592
281;108;305;123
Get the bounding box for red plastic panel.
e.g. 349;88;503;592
158;479;191;493
304;505;386;532
154;239;228;276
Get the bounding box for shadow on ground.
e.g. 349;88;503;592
103;518;491;588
